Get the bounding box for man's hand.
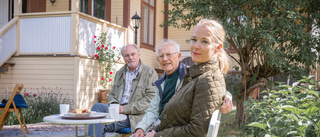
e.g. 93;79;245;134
145;130;156;137
133;128;144;137
119;105;124;114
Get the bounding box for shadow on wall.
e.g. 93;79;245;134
78;58;100;110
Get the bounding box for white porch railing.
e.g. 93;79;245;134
78;18;102;56
20;16;71;54
0;12;126;64
0;17;18;67
78;13;125;57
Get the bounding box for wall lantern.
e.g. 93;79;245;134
50;0;56;5
131;12;141;45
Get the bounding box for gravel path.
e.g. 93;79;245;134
0;122;122;137
0;122;85;137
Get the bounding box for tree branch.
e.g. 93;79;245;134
238;77;267;98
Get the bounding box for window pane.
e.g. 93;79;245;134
79;0;88;14
148;10;154;45
142;6;148;43
144;0;148;3
150;0;154;6
93;0;105;20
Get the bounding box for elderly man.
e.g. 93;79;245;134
133;39;187;137
88;44;158;137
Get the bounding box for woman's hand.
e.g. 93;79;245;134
145;130;156;137
220;97;233;114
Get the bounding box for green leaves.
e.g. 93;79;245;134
244;77;320;136
305;106;319;116
94;32;121;89
283;114;299;122
248;122;267;130
280;106;301;115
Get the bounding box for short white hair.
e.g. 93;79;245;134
156;39;180;55
121;44;140;56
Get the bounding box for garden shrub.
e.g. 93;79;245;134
243;76;320;137
225;66;241;101
1;87;73;125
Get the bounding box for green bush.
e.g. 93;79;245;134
1;87;73;125
225;66;241;102
243;76;320;137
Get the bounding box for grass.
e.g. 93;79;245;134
218;109;241;137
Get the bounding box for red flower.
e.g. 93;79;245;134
112;46;116;49
105;47;108;50
94;36;96;38
97;47;101;50
102;44;105;48
110;72;113;75
94;41;96;43
101;77;104;80
95;54;98;58
109;79;112;82
25;93;29;96
33;94;37;97
97;29;99;30
118;57;121;60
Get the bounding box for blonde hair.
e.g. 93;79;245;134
196;19;230;74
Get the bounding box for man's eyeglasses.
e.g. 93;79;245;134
157;52;178;60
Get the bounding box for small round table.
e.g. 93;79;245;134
43;113;126;137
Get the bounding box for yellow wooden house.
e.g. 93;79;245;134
0;0;204;110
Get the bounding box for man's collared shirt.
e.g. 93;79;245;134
120;63;141;105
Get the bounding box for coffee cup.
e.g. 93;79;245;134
59;104;69;114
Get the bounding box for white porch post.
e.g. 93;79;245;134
14;0;21;55
71;0;80;112
70;0;79;56
13;0;22;17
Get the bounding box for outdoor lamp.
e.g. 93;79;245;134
131;12;141;45
50;0;56;5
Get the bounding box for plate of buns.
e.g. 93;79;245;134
67;109;91;117
61;109;108;120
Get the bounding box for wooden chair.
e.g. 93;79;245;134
0;84;29;136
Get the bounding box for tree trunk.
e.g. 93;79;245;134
235;96;248;127
235;88;260;127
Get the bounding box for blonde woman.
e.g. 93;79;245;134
146;19;229;137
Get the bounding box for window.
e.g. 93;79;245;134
79;0;110;20
93;0;105;20
141;0;156;50
80;0;89;14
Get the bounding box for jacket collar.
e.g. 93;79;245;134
187;59;220;78
153;61;187;87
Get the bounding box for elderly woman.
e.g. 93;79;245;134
146;19;230;137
